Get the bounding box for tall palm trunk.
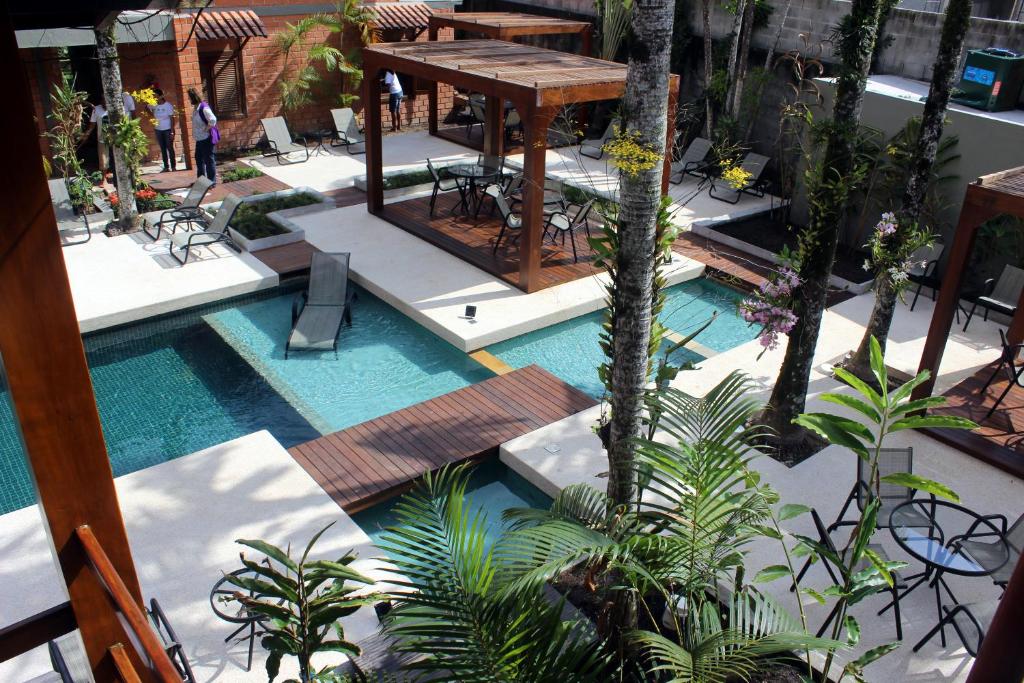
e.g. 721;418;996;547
702;0;714;137
765;0;886;453
95;21;137;230
848;0;973;375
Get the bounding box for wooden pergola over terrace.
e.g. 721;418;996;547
362;39;678;293
427;11;592;48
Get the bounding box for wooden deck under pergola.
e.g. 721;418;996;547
362;39;678;292
915;165;1024;478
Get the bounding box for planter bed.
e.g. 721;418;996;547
218;186;334;252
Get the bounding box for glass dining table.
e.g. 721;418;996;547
446;163;502;215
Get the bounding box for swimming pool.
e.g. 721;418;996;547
0;285;494;515
487;278;756;398
351;458;552;551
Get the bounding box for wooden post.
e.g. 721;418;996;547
427;24;438;137
912;189;998;401
484;94;503;158
519;105;557;292
966;554;1024;682
581;25;594;56
0;11;153;681
663;74;680;196
363;54;384;214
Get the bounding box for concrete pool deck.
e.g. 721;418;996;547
1;431;393;683
499;291;1015;681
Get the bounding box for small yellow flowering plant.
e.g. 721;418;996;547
721;163;753;190
131;87;162;127
604;128;662;179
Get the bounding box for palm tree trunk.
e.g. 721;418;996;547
766;0;885;453
728;0;755;121
702;0;714;138
95;22;138;231
848;0;972;377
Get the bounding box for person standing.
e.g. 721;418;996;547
383;69;404;132
187;87;217;183
122;90;136;119
149;89;177;172
83;101;112;177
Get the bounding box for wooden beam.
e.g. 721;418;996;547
427;25;438;136
0;10;153;681
663;74;680;196
0;602;75;663
967;554;1024;682
519;105;557;293
363;53;384;214
483;94;503;158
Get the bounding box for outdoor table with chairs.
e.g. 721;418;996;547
448;161;502;215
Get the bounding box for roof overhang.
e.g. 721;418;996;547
194;10;266;41
428;11;591;38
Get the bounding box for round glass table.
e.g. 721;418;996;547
446;163;501;214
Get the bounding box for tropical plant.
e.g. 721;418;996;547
792;336;976;680
376;466;613;682
596;0;633;61
225;523;378;682
44;71;99;211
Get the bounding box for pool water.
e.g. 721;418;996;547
0;285;493;515
350;458;552;551
487;278;756;398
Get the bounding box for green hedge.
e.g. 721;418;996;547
227;193;320;239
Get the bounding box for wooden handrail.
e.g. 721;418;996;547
110;643;144;683
0;601;76;662
75;525;181;682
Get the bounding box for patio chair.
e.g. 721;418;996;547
484;184;522;254
962;264;1024;332
329;107;365;155
505;108;522;144
912;600;997;657
543;199;596;263
286;252;355;359
579;118;619;160
149;598;197;682
47;633;91;682
260;116;310;164
168;194;242;266
49;178;92;247
792;508;903;640
978;329;1024;419
708;152;771;204
506;177;565;215
829;447;936;533
669;137;713;185
427;158;465;217
908;242;945;311
143;176;214;240
953;511;1024;591
467;100;486;137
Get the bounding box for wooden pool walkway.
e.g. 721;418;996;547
287;364;596;512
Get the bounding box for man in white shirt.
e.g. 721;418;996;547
83;102;111;173
148;89;176;172
122;91;135;119
384;69;404;132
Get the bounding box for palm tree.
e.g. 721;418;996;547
94;20;138;230
701;0;714;137
846;0;974;377
764;0;888;456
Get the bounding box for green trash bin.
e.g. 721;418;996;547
951;48;1024;112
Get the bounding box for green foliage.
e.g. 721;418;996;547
376;465;613;682
225;523;378;682
792;336;976;679
596;0;634;61
106;116;149;191
381;169;433;191
227;193;321;239
44;71;98;210
221;165;266;182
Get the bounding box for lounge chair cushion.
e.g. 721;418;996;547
169;230;224;249
289;305;347;351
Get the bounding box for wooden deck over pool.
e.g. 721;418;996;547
287;364;596;512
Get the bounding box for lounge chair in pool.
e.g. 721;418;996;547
669;137;713;184
286;252;355;359
329;108;365;155
143;176;214;240
708;152;771;204
261;116;310;164
49;177;92;247
579;118;619;160
168;194;242;266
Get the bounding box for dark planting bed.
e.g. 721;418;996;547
227;192;319;240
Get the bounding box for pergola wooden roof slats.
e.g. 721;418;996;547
428;12;592;41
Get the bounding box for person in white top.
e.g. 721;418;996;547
122;91;135;119
148;89;177;172
187;87;218;183
383;69;404;132
83;102;112;174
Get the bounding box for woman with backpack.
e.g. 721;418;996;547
187;88;218;183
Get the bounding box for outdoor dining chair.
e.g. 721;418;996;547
954;511;1023;590
168;194;242;266
912;600;997;657
286;252;355;359
669;137;713;185
427;158;465;217
329;107;365;154
48;177;92;247
260;116;310;164
468;100;487;137
829;447;936;533
484;184;523;254
978;329;1024;419
149;597;198;682
504;108;522;144
907;242;945;311
543;199;596;263
579;118;620;160
962;264;1024;332
708;152;771;204
792;508;904;640
143;175;214;240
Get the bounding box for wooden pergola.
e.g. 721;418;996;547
427;11;592;49
362;39;678;293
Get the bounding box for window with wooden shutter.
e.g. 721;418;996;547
200;45;246;118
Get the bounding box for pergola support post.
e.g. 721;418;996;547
364;54;384;214
967;554;1024;682
662;74;680;196
427;24;438;136
519;105;558;293
484;94;504;157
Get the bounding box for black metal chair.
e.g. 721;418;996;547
907;242;945;311
149;598;197;682
579;118;618;160
144;176;214;240
792;508;903;640
427;158;465;217
978;329;1024;419
830;447;936;533
913;600;997;657
708;152;771;204
963;264;1024;332
286;252;355;359
955;511;1023;589
669;137;713;185
168;194;242;266
543;199;596;263
484;184;522;254
260;116;310;164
